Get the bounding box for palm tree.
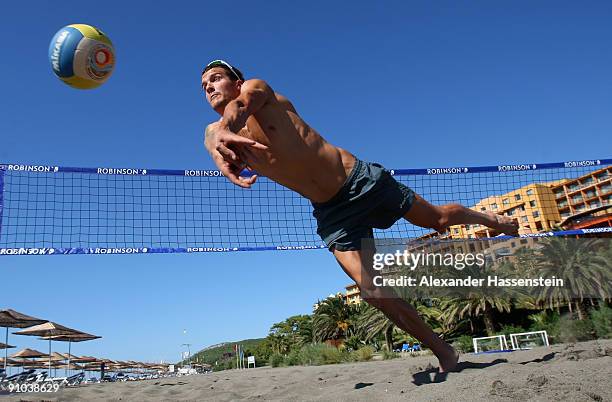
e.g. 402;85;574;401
530;237;611;319
312;295;356;343
430;257;516;336
440;295;512;336
269;315;313;350
355;303;395;351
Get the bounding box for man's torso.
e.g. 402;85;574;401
234;93;355;203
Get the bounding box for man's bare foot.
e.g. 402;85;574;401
485;212;519;235
438;347;460;373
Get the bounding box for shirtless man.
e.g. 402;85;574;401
201;60;518;372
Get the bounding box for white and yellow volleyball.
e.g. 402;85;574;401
48;24;115;89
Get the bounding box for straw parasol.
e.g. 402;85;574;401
41;332;101;376
10;348;47;359
13;321;85;375
0;357;19;367
53;362;83;371
72;355;98;363
0;309;46;371
48;351;67;361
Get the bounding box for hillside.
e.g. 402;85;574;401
182;338;265;366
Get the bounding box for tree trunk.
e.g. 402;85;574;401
384;326;394;352
483;307;496;336
575;300;587;320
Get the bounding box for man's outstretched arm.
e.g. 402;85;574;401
204;79;272;188
220;79;274;133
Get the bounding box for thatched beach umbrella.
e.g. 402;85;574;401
0;357;19;367
10;348;47;372
41;332;100;376
13;321;83;375
53;362;83;371
72;355;98;363
10;348;47;359
0;342;15;349
0;309;46;371
48;351;67;361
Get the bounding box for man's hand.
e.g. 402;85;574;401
205;124;268;188
217;156;259;188
214;128;267;164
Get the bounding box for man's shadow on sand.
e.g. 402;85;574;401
411;359;507;386
411;352;557;386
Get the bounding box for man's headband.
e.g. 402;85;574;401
202;60;244;81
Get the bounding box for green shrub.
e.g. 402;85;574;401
557;315;595;343
528;311;561;342
269;353;285;368
590;305;612;339
382;349;399;360
452;335;474;353
497;324;526;338
298;343;348;365
320;345;345;364
344;335;364;352
285;349;302;366
350;346;374;362
299;343;327;366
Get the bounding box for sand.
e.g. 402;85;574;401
3;339;611;401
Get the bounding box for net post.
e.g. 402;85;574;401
0;166;4;240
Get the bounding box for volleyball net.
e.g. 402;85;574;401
0;158;610;256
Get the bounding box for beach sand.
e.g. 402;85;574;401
4;339;611;401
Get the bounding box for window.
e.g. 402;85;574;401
514;194;521;201
582;177;594;186
596;171;609;181
520;205;525;211
507;209;514;216
502;198;509;206
533;211;540;218
491;203;498;210
453;228;459;234
529;200;536;207
520;239;528;244
535;221;543;230
526;189;534;196
480;207;486;211
521;216;528;222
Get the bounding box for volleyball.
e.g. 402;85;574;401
48;24;115;89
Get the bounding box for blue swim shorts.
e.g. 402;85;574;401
311;159;416;252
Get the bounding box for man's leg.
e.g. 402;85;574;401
333;247;459;372
403;194;518;235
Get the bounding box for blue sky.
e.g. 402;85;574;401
1;1;611;364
